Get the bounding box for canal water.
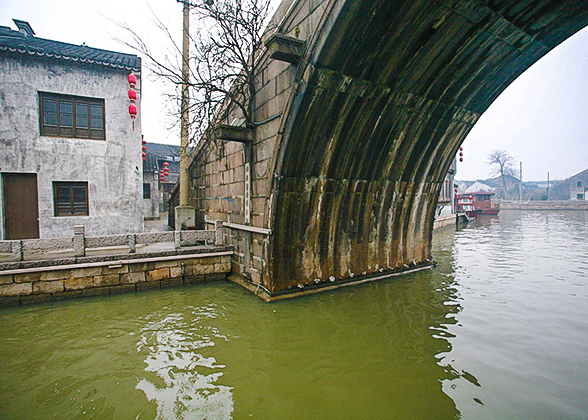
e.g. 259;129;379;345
0;210;587;419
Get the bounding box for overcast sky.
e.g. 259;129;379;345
1;0;587;181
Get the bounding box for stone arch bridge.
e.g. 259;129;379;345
184;0;588;299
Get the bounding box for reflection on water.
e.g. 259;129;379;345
0;210;586;419
136;305;233;419
437;210;588;420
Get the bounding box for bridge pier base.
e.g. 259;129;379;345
229;261;436;301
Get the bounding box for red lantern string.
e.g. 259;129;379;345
128;73;138;131
142;137;147;161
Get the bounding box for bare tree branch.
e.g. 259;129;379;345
488;149;516;197
114;0;274;148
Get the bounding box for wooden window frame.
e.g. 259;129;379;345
39;92;105;140
143;183;151;199
53;182;89;217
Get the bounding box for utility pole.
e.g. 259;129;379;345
175;0;196;230
180;1;190;207
519;162;523;201
547;172;550;200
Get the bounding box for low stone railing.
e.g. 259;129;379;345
0;221;224;263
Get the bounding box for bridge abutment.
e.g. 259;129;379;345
183;0;588;298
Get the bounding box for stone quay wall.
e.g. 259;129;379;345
0;251;232;307
501;201;588;210
433;214;457;230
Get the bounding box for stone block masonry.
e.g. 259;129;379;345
0;251;233;307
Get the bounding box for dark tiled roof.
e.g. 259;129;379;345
143;143;181;173
0;21;140;71
146;143;181;157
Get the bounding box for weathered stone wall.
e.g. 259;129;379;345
0;252;232;307
0;54;144;238
142;171;160;219
187;0;330;289
433;214;456;230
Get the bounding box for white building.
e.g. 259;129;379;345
465;181;495;194
0;19;143;239
436;158;457;217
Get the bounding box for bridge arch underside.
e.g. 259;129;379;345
268;0;588;293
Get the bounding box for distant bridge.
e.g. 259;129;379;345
185;0;588;299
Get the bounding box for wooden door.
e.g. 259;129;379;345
3;173;40;239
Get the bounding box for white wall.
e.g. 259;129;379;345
0;55;144;238
142;171;160;219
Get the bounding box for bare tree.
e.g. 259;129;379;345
487;149;516;197
117;0;274;146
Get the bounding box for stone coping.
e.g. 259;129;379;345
0;246;233;273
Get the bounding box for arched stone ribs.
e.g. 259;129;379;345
265;0;588;294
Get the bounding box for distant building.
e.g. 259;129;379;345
436;159;456;216
143;142;181;217
483;174;521;199
434;158;457;229
552;168;588;200
465;181;494;194
0;20;143;239
571;180;587;200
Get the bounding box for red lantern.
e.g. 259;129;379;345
163;162;169;167
459;157;463;162
142;145;147;151
459;147;463;151
129;103;137;131
142;152;146;158
128;73;137;87
128;88;137;101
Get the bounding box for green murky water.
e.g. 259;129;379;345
1;210;587;419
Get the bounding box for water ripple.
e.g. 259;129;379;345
136;305;234;420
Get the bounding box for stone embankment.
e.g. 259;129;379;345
0;222;233;307
501;201;588;210
433;214;457;230
0;249;232;307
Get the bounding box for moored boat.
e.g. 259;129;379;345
469;192;500;216
455;192;500;217
455;194;478;218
